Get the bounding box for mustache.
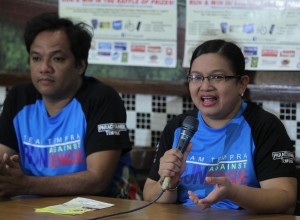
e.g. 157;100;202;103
37;75;55;81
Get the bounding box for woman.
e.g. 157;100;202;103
143;39;297;214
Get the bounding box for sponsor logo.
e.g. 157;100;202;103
261;59;277;66
243;47;258;56
244;57;249;64
262;49;278;57
131;44;145;52
98;51;111;56
243;23;254;33
147;46;161;53
165;57;173;65
166;47;173;56
131;54;145;61
250;57;259;68
114;42;127;51
149;54;158;62
112;20;122;30
98;42;112;50
272;151;294;163
280;50;295;57
98;123;127;135
99;22;110;29
112;52;120;60
281;59;290;66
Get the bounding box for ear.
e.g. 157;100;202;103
77;60;86;76
239;75;249;95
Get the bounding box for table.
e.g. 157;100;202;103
0;195;299;220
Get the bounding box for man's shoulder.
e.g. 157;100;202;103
4;83;39;115
76;76;123;107
8;83;39;101
11;82;36;92
81;76;119;95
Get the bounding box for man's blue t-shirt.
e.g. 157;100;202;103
14;98;87;176
0;76;141;199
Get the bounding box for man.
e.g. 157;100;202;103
0;12;140;199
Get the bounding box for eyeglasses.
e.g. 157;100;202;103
187;74;242;85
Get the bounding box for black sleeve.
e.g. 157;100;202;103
148;109;198;181
0;84;38;151
77;78;132;156
148;123;175;181
245;103;296;181
0;89;18;150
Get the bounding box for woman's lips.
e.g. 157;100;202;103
201;95;217;106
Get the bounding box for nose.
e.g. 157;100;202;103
199;77;212;90
39;59;52;74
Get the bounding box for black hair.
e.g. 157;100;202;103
24;12;93;75
189;39;245;76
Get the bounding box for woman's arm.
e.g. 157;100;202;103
143;144;193;203
189;176;297;214
143;178;178;203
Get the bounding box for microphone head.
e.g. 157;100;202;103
182;116;199;134
176;116;199;153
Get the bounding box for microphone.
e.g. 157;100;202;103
161;116;199;191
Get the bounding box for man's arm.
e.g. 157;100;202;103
0;144;16;160
0;146;121;197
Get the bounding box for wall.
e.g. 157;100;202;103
121;93;300;159
0;0;57;29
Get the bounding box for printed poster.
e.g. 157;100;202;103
183;0;300;71
59;0;177;68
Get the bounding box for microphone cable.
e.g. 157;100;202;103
87;116;198;219
87;189;166;220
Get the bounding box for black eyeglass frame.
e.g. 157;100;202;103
187;74;242;82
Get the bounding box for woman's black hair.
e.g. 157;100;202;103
189;39;245;76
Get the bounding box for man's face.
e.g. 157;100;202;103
29;30;84;100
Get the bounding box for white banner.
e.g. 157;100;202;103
59;0;177;68
183;0;300;71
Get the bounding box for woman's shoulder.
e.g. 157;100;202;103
166;108;198;129
244;101;279;120
243;101;284;129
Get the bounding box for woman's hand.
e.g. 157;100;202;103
158;143;192;188
188;176;235;209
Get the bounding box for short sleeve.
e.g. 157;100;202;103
245;103;296;181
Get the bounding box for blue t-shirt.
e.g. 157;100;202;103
149;101;296;209
0;76;141;199
14;98;87;176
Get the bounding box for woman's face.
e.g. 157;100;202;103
188;53;249;127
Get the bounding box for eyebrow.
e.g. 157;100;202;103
190;69;228;75
30;50;65;56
